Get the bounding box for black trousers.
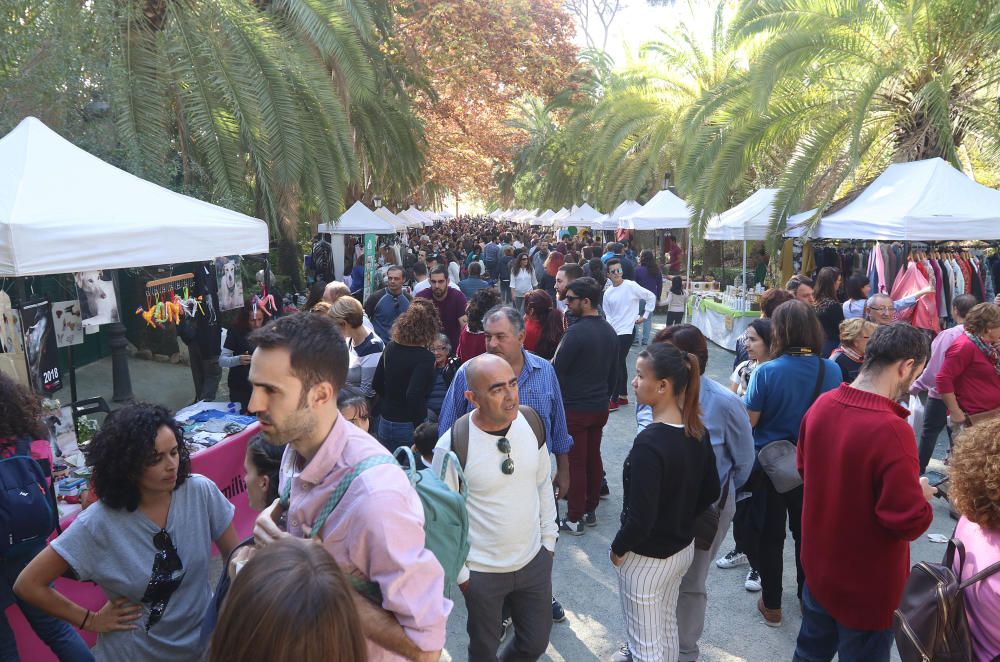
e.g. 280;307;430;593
666;311;684;325
917;395;952;474
745;470;804;610
612;333;634;401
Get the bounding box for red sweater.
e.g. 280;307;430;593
935;334;1000;415
797;385;933;630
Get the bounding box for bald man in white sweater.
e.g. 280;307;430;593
433;354;558;661
604;257;657;410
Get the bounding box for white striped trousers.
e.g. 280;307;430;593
616;543;695;662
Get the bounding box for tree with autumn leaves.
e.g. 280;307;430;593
390;0;577;206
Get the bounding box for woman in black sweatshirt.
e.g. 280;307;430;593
610;342;719;662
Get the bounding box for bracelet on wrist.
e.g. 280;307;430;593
79;609;90;630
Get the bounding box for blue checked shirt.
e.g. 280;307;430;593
436;349;574;455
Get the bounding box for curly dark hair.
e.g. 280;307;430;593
466;288;502;333
85;403;190;512
949;419;1000;531
0;373;45;440
391;298;440;346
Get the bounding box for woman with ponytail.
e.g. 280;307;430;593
610;343;721;662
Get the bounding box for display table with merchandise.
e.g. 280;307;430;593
688;296;758;351
8;422;261;660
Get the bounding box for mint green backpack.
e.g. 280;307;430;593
279;448;470;600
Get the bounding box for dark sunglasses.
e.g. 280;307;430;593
141;529;185;630
497;437;514;475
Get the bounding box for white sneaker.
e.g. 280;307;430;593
611;643;633;662
745;568;762;592
715;549;748;569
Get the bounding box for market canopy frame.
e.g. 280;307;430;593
784;158;1000;241
619;189;691;231
0;117;269;277
318;201;398;235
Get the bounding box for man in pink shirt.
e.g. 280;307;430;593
249;313;450;661
909;294;977;473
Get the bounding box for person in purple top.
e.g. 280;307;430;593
416;266;468;350
634;250;665;346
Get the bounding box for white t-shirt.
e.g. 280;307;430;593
432;413;557;582
603;279;657;335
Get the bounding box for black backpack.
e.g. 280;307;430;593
894;538;1000;661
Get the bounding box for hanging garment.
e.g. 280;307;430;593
939;259;953;321
801;242;816;278
950;259;965;300
930;259;945;317
958;258;973;295
780;239;794;285
891;261;939;333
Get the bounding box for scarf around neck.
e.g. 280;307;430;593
965;330;1000;376
834;345;863;364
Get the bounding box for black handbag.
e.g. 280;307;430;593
693;471;730;551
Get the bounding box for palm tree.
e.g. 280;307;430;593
681;0;1000;237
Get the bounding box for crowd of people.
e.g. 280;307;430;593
0;216;997;662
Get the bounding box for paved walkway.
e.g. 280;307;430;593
71;320;954;662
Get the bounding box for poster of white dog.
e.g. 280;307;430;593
215;255;244;311
74;270;120;327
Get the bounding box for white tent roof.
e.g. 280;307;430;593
488;209;504;219
403;206;434;226
548;208;570;225
704;189;777;241
593;200;641;230
557;203;602;228
318;201;397;235
438;210;455;220
620;190;691;230
530;209;555;226
373;207;409;232
397;209;428;228
784;158;1000;240
0;116;269;277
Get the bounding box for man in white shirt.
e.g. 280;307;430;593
603;258;656;411
433;353;557;661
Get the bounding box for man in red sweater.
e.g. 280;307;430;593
794;323;936;661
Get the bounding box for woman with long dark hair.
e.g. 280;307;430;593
510;252;537;312
611;343;719;662
220;302;268;412
665;276;687;326
743;301;841;627
812;267;844;357
0;375;92;661
842;275;871;319
523;290;565;360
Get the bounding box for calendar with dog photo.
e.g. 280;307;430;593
215;255;244;311
73;270;120;327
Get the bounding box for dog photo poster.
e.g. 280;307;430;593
20;300;62;394
74;270;120;327
215;255;244;311
52;300;84;348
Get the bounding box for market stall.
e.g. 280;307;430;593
688;295;759;350
620;188;693;289
0;116;270;660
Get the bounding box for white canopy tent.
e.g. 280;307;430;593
318;201;398;235
488;209;504;219
546;208;570;226
404;206;435;227
704;189;777;291
396;209;427;229
373;207;410;233
530;209;554;226
622;190;694;287
438;210;455;221
0;117;269;276
784;158;1000;240
556;202;602;228
593;200;641;231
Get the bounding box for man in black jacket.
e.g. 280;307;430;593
552;277;618;536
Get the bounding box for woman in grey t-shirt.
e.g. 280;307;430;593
15;403;238;661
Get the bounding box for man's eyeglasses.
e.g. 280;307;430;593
564;294;581;302
609;268;623;274
430;344;448;353
869;306;892;314
497;437;514;475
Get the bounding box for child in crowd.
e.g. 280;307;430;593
411;421;438;471
337;386;370;433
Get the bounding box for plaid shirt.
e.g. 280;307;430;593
436;349;574;455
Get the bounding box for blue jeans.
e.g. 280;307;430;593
377;418;414;452
634;302;655;344
792;584;893;662
0;552;93;662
